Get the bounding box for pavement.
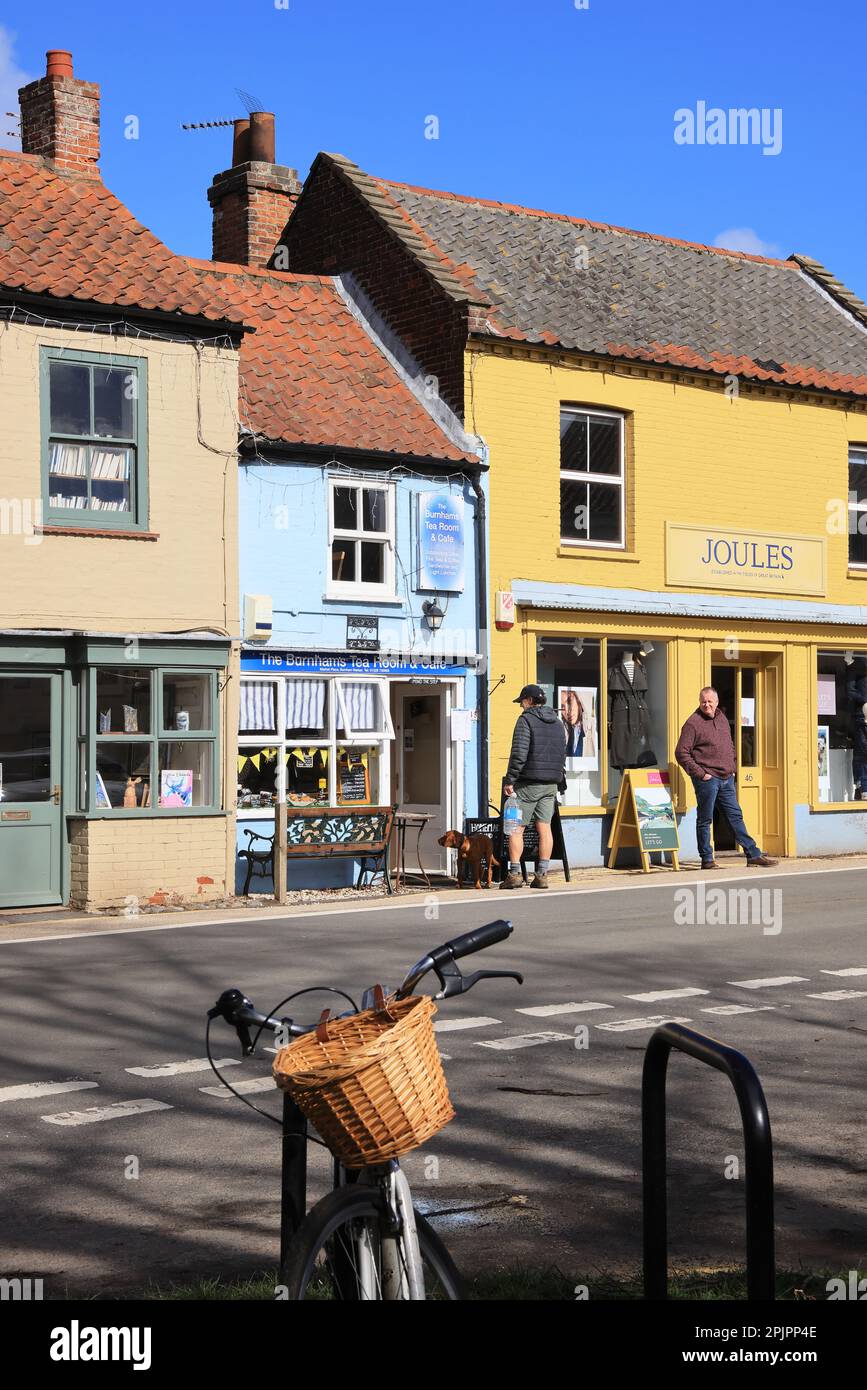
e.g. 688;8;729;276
0;854;866;1296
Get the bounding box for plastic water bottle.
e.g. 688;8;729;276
503;793;523;831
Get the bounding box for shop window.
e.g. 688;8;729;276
84;666;217;812
237;746;280;810
848;447;867;567
560;409;625;548
327;479;395;596
816;651;867;803
285;679;328;736
537;639;603;808
536;636;668;809
41;348;147;531
237;675;392;812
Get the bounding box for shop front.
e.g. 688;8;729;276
506;581;867;866
236;650;476;889
0;633;236;911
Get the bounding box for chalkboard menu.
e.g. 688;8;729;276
337;754;369;804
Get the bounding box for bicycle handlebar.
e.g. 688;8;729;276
209;919;519;1054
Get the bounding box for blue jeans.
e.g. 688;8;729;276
854;759;867;793
692;775;760;863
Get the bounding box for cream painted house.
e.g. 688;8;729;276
0;51;245;909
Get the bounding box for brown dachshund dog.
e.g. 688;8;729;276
438;830;500;889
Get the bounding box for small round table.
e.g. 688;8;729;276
392;812;434;888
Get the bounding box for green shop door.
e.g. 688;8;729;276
0;673;62;907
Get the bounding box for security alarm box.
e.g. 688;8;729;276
244;594;272;642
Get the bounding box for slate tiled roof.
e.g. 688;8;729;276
322;154;867;398
184;258;472;461
0;151;242;326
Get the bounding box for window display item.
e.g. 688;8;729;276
175;708;190;732
123;776;141;808
160;769;193;807
559;686;598;769
607;655;652;770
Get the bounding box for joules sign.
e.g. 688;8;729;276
665;524;826;598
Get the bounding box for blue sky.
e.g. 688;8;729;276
2;1;866;297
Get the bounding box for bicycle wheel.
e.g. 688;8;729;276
280;1185;464;1301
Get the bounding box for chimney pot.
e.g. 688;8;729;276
248;112;275;164
46;50;74;79
232;118;250;165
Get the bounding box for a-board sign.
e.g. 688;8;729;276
285;806;392;855
608;768;680;871
471;794;571;883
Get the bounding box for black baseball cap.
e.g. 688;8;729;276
514;684;546;704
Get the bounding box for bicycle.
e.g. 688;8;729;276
207;917;522;1300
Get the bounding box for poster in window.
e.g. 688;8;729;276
817;674;836;717
817;724;831;802
558;687;598;771
160;770;193;807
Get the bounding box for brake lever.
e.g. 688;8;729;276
433;960;524;999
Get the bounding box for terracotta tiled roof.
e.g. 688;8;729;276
0;151;243;326
184;258;473;461
318;154;867;399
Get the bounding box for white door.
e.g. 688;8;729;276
392;685;447;873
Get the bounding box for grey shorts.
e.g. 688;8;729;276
513;781;557;826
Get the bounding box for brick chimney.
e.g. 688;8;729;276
207;113;301;267
18;50;100;177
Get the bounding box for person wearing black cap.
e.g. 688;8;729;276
501;684;567;889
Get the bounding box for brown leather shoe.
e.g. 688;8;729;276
701;860;721;870
530;873;549;889
746;854;778;867
499;872;524;889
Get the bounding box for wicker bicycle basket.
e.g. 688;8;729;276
272;987;455;1168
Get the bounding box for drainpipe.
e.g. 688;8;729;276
470;468;489;817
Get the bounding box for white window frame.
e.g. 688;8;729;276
334;677;395;740
848;446;867;569
559;407;626;551
327;478;397;598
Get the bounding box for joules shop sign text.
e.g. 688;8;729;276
665;524;826;598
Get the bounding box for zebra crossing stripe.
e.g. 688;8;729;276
434;1016;500;1033
596;1015;692;1033
626;987;708;1003
475;1032;573;1051
516;1002;613;1017
728;976;808;989
42;1099;171;1127
701;1005;776;1015
0;1080;99;1104
805;990;867;1001
126;1057;241;1077
820;968;867;977
200;1077;276;1098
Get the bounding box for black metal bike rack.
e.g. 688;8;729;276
642;1022;775;1301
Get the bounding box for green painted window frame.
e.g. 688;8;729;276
82;666;220;816
40;346;149;532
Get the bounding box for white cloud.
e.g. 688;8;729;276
0;26;33;152
713;227;782;258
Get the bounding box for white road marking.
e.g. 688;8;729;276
200;1077;276;1098
434;1016;500;1033
596;1015;692;1032
701;1004;776;1016
728;976;809;989
821;967;867;977
805;990;867;1001
626;987;708;1002
42;1099;171;1127
0;1080;98;1104
516;1002;613;1017
476;1031;573;1050
126;1057;241;1077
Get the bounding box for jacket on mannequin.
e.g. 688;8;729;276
607;655;651;770
847;658;867;767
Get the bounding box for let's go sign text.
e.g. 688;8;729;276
666;523;826;598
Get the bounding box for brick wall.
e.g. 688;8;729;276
68;818;231;910
277;159;468;417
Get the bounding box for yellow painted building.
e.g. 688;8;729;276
0;54;244;908
271;152;867;863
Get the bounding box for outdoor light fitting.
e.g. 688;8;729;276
572;638;584;657
844;650;855;665
640;641;655;656
422;600;444;632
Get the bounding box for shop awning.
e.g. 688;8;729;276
512;580;867;628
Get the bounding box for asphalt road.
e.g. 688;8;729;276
1;865;866;1296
